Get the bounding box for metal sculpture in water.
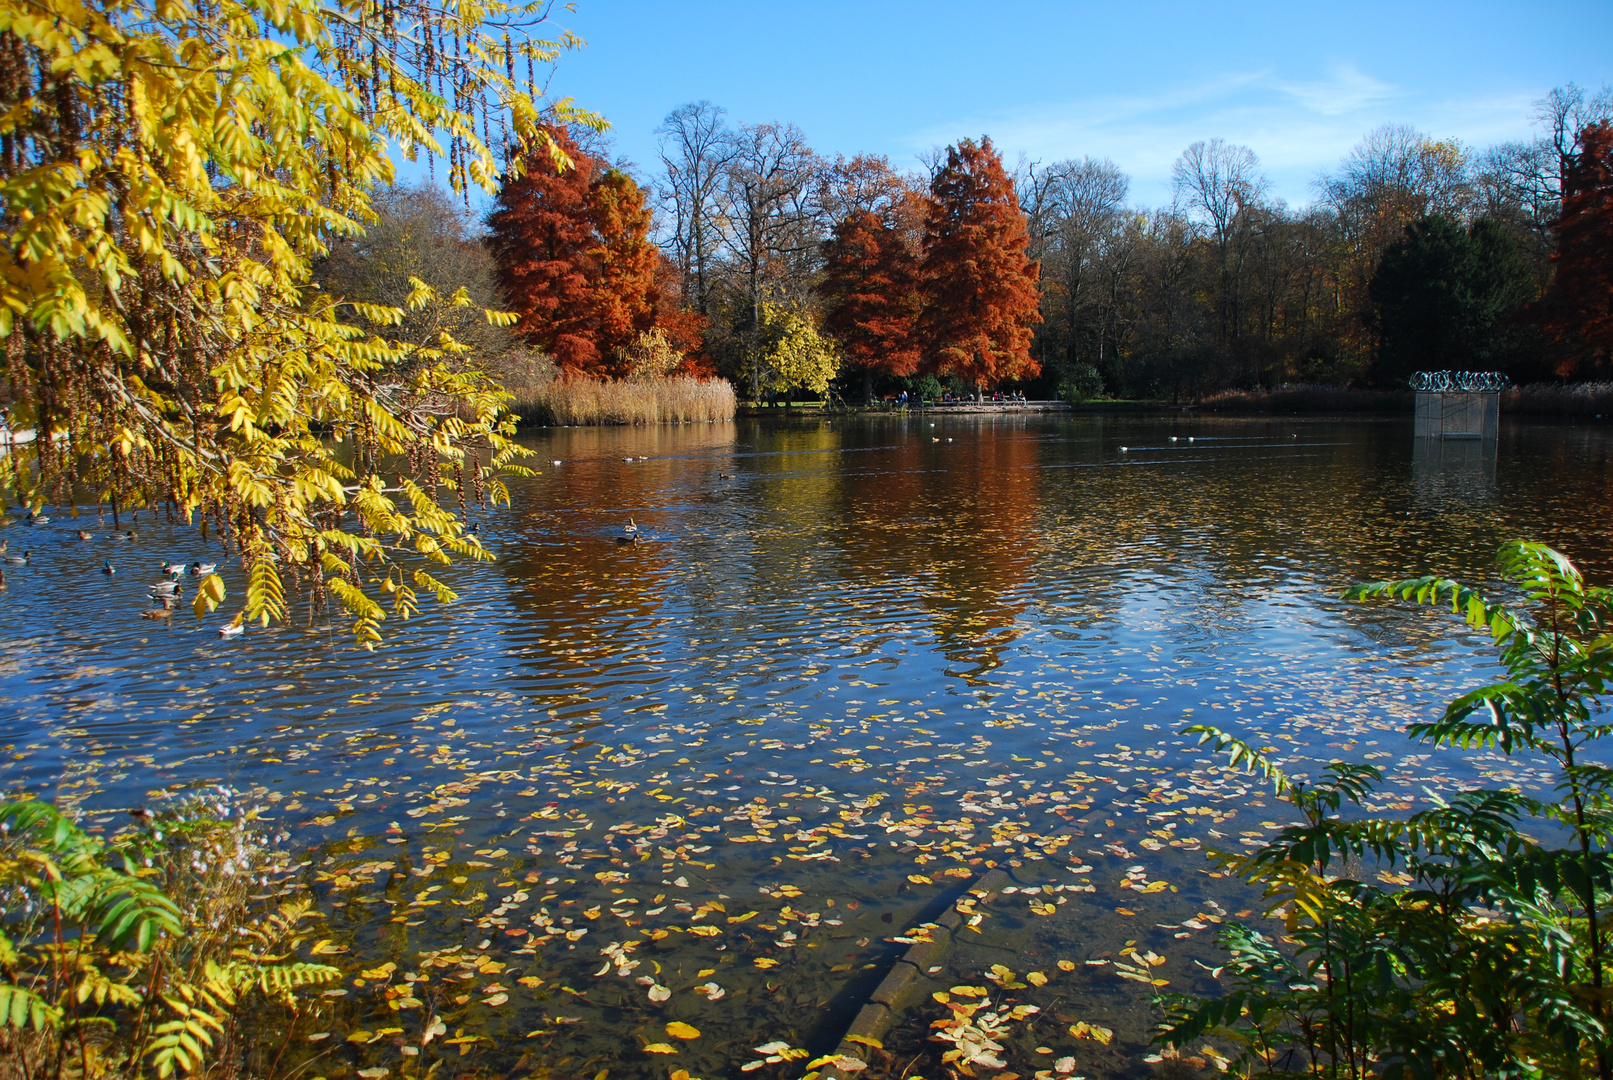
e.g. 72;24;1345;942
1408;371;1513;392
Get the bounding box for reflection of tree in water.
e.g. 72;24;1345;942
820;420;1048;680
495;423;740;738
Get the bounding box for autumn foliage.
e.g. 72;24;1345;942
917;137;1042;392
1539;123;1613;377
489;125;659;378
819;206;923;398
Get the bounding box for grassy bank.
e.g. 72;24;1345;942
507;372;737;426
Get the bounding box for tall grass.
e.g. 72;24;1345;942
511;372;737;426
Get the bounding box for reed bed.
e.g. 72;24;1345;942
508;373;737;426
1502;382;1613;417
1200;384;1413;414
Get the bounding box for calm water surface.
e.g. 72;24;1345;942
3;414;1611;1079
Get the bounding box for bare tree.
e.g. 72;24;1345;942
717;122;821;396
655;101;734;317
1172;139;1268;350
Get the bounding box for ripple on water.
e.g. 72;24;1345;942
2;415;1610;1077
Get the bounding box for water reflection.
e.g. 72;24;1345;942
3;414;1613;1077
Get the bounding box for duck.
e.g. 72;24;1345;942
218;614;245;637
615;533;645;547
189;561;216;576
101;560;115;575
148;580;181;597
109;530;137;541
624;517;639;535
24;512;49;526
0;568;6;588
76;530;93;541
140;607;172;620
160;561;185;577
2;551;28;566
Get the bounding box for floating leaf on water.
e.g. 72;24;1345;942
643;1043;677;1055
357;1070;389;1079
647;984;671;1002
482;993;508;1006
665;1021;700;1040
1027;971;1048;986
1057;960;1076;971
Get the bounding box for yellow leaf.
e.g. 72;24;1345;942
643;1044;677;1055
665;1022;700;1040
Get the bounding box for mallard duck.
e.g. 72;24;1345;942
101;560;115;575
24;512;49;526
141;607;172;620
0;568;6;588
624;517;639;535
109;530;137;541
218;614;245;637
189;561;216;576
2;551;28;566
76;530;93;541
160;561;185;577
148;580;181;596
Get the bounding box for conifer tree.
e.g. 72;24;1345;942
489;126;660;378
821;207;922;402
918;137;1042;395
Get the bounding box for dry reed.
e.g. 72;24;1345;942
1200;384;1413;414
1502;382;1613;417
511;372;737;426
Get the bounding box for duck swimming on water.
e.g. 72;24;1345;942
101;560;115;575
2;551;28;566
189;562;216;576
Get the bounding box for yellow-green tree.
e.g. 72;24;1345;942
0;0;596;644
753;303;840;398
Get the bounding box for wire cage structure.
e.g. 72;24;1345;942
1411;371;1507;439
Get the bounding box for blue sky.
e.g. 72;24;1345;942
533;0;1613;208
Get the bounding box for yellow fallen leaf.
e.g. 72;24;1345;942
687;925;720;937
932;991;951;1004
907;874;933;884
666;1021;701;1040
1027;971;1048;986
728;911;759;923
643;1043;677;1055
754;958;779;969
1057;960;1076;972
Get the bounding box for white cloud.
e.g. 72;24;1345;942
901;67;1542;207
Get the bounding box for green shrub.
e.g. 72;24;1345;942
1058;364;1104;404
1162;542;1613;1077
0;792;340;1079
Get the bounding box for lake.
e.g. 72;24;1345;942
3;414;1611;1079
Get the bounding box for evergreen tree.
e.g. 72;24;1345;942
820;208;922;403
918;137;1042;395
1368;215;1533;384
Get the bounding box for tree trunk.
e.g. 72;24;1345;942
862;367;873;406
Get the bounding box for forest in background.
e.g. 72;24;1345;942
350;83;1613;406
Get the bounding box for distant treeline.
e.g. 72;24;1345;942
315;85;1613;406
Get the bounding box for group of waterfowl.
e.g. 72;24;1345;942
2;527;241;635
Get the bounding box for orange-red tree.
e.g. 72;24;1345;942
489;125;658;377
1539;123;1613;377
917;137;1042;394
820;205;922;402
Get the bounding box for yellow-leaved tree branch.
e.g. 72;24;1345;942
0;0;601;645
